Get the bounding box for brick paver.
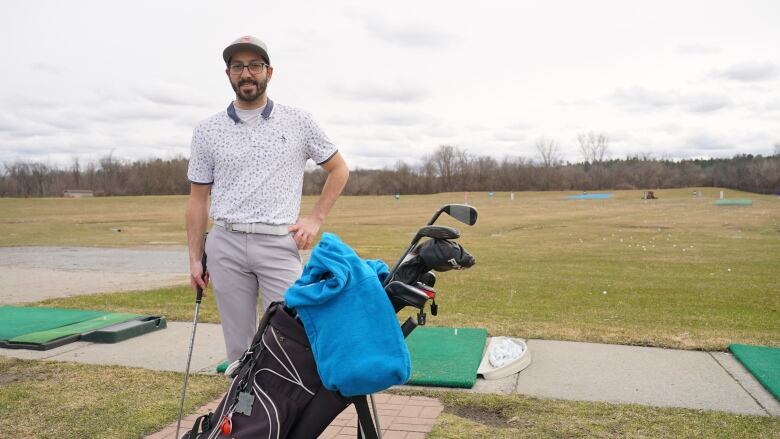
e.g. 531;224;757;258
145;393;442;438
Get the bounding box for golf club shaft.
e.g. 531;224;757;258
427;210;443;226
176;235;207;438
176;299;201;438
384;233;421;287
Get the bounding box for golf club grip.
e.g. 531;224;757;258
195;235;208;303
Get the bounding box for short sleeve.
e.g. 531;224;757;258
187;124;214;184
302;112;337;165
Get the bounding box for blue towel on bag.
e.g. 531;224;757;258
284;233;411;396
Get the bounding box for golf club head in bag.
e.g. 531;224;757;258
392;238;475;285
428;204;478;226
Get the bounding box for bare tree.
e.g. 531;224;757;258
431;145;457;192
70;158;81;187
454;148;473;190
471;155;498;190
394;160;415;194
577;133;590;162
5;162;34;197
420;157;437;193
577;131;610;163
774;141;780;157
535;137;562;167
594;136;609;162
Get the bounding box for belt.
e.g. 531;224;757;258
214;220;291;235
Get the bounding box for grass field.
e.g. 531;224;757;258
2;188;779;438
10;187;779;350
0;357;226;439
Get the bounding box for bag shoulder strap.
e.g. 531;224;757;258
181;412;212;439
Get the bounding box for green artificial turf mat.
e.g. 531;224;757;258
714;199;753;206
10;312;142;344
405;326;488;388
0;306;109;340
729;344;780;401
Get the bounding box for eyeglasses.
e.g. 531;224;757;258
228;62;268;75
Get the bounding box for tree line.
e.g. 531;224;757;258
2;144;779;198
0;154;190;197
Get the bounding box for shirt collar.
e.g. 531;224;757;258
227;98;274;123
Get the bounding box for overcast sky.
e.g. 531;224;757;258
1;1;778;170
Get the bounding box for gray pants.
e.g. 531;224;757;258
205;225;303;362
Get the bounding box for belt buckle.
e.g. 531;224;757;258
226;222;237;233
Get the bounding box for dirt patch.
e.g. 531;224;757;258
507;224;568;232
444;405;513;429
0;366;54;385
0;371;20;385
616;224;672;230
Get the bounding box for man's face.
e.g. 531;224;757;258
226;50;273;103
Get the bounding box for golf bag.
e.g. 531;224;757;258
182;301;378;439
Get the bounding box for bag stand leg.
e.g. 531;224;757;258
352;396;379;439
369;394;382;437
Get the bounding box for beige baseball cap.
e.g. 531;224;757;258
223;35;270;65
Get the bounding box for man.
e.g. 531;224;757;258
185;35;349;363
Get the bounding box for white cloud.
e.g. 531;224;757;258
372;110;433;127
712;61;779;82
27;61;62;74
676;44;721;55
608;86;732;113
492;131;527;143
683;93;732;113
685;133;733;151
348;9;460;49
133;80;213;108
609;87;678;111
330;81;430;104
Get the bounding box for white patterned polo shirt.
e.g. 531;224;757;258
187;98;337;224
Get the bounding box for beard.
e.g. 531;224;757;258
231;76;268;103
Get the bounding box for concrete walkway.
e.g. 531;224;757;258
468;339;779;416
